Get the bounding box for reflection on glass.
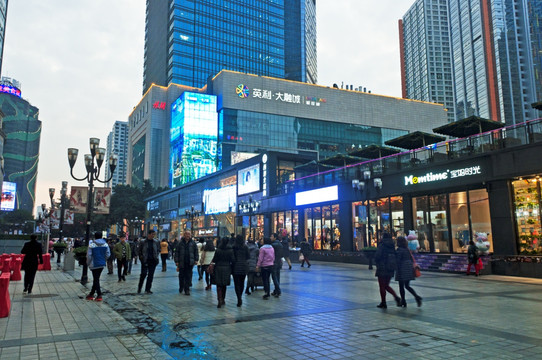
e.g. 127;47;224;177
430;194;449;253
390;196;404;237
450;192;469;253
412;196;430;252
469;189;492;252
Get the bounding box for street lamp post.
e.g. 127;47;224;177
58;181;68;242
184;206;200;237
48;188;55;235
130;217;140;238
67;137;117;285
152;214;165;240
238;195;260;241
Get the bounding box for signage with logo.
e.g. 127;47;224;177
295;185;338;207
0;182;16;211
203;185;237;215
404;165;482;186
238;164;261;195
235;84;326;107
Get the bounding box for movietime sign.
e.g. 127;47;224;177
404;165;483;187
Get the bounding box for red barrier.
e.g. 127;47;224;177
9;254;18;271
1;259;10;274
10;258;21;281
42;253;51;271
0;272;11;318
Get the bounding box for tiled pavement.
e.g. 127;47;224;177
1;259;542;359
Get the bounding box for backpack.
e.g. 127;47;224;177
386;253;397;272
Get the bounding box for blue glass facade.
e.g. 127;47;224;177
0;0;7;76
143;0;316;92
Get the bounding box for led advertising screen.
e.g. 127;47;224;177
203;185;237;215
295;185;338;206
237;164;260;195
170;92;218;187
0;182;16;211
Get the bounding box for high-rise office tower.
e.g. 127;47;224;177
399;0;455;122
142;0;317;93
0;0;7;77
106;121;128;188
400;0;542;125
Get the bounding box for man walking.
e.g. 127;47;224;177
114;232;131;282
86;232;110;301
174;231;199;295
271;233;283;297
127;236;136;275
138;230;160;294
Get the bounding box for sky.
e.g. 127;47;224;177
2;0;416;215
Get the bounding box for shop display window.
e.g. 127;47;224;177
304;205;339;251
450;191;469;253
513;178;541;254
352;201;368;251
390;197;404;237
412;196;431;252
469;189;492;252
430;194;449;253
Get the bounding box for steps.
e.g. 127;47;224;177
413;253;490;274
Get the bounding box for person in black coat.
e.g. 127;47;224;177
395;236;422;307
466;240;480;276
281;236;292;270
374;233;401;309
212;237;235;308
21;234;44;294
271;233;283;297
232;235;249;307
174;231;199;295
300;237;312;268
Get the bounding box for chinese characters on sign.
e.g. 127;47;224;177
153;101;166;110
241;84;326;107
404;166;482;186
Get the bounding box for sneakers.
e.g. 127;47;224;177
95;296;103;302
85;295;94;301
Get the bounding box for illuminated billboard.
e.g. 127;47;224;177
0;182;16;211
170;92;218;187
295;185;338;206
203;185;237;215
238;164;260;195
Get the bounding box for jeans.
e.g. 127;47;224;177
178;265;194;293
139;261;157;292
117;258;128;280
90;268;104;296
201;265;211;286
271;264;281;294
127;258;133;274
261;266;273;295
24;267;38;292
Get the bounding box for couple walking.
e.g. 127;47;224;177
374;233;422;309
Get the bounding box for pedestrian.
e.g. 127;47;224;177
232;235;249;307
466;240;480;276
212;237;235;308
133;237;140;265
160;238;169;272
21;234;43;294
106;238;115;274
270;233;283;297
200;239;216;290
127;236;136;275
245;237;259;295
196;238;205;280
54;239;65;264
137;230;160;294
255;237;275;300
86;232;110;301
114;232;131;282
374;232;401;309
49;239;54;258
281;235;292;270
174;231;199;295
395;236;422;307
300;237;312;268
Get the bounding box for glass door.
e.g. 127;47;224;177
429;194;449;253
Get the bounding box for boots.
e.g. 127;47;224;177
217;287;223;308
138;279;144;294
221;287;227;305
162;263;166;272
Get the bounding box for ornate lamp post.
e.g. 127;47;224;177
67;137;117;285
238;195;260;241
48;188;55;235
130;217;141;238
58;181;68;242
184;206;200;237
152;214;165;240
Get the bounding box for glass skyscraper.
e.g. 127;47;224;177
401;0;542;126
0;0;8;76
143;0;317;93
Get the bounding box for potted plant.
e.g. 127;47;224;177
73;246;88;266
361;246;377;269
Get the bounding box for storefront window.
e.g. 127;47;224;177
469;189;492;252
304;205;340;251
390;196;404;237
430;194;449;253
332;204;340;250
352;201;367;251
513;178;542;253
412;197;430;252
368;201;378;247
377;198;391;236
450;191;469;253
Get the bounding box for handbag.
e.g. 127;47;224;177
206;263;215;275
299;253;304;261
409;250;421;278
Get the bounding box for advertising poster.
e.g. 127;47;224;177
238;164;260;195
203;186;237;214
94;188;112;214
0;181;16;211
70;186;88;213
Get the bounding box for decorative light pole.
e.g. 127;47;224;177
67;137;117;285
184;206;200;237
238;195;260;241
58;181;68;242
130;217;141;239
48;188;55;235
152;214;165;240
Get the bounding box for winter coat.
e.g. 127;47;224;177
271;240;283;266
281;238;290;257
468;244;479;265
374;238;396;278
113;241;132;261
87;239;111;270
21;240;43;271
212;247;234;286
256;244;275;268
128;240;137;257
300;241;312;256
246;242;259;272
232;244;250;275
138;238;160;264
200;250;215;266
174;239;199;268
395;246;415;282
160;241;169;255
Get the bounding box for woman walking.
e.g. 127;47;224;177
160;238;169;272
374;232;401;309
21;234;43;294
395;236;422;307
212;237;234;308
200;239;216;290
232;235;249;307
245;237;259;295
255;237;275;299
300;237;312;268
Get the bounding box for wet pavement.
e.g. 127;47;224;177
1;259;542;359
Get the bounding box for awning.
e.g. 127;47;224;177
532;101;542;111
384;131;445;150
432;115;504;138
348;144;401;159
319;153;364;167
